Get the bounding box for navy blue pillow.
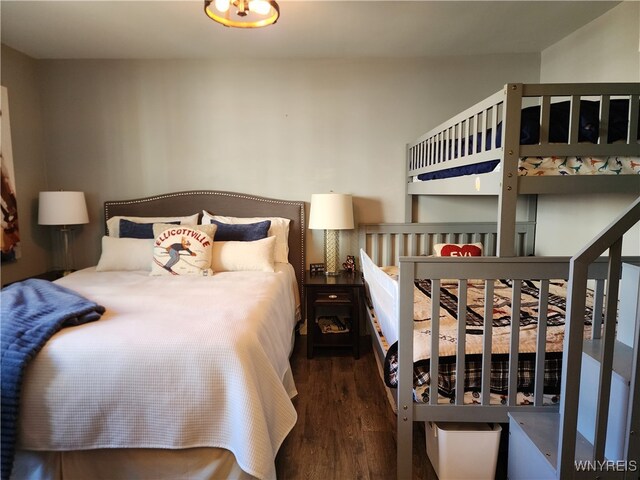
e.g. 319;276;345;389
517;99;639;145
448;99;638;156
515;102;574;145
608;99;639;143
209;219;271;242
119;219;180;239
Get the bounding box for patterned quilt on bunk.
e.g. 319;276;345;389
415;156;640;182
519;156;640;176
382;278;593;404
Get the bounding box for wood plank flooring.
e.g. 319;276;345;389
275;337;437;480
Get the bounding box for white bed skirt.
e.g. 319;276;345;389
13;447;254;480
13;366;297;480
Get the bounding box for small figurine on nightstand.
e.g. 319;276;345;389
342;255;356;273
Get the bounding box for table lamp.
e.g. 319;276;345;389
38;191;89;275
309;193;354;275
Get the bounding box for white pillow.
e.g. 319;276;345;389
202;211;290;264
106;213;199;237
96;236;155;272
211;236;276;272
150;224;217;276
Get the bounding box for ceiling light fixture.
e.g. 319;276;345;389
204;0;279;28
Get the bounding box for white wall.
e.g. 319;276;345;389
3;3;636;274
36;54;540;267
537;1;640;256
541;1;639;83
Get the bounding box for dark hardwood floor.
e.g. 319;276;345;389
275;337;437;480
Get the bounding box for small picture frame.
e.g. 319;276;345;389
310;263;325;276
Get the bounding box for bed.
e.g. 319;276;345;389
369;82;640;479
405;83;640;256
362;253;584;407
359;221;580;406
359;213;640;479
10;190;305;480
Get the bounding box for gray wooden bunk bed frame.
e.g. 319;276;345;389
405;82;640;256
361;82;640;479
360;213;640;479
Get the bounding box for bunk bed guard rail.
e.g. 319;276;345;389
407;83;640;179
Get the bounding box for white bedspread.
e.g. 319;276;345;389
19;265;298;480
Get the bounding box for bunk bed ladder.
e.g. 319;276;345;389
509;197;640;479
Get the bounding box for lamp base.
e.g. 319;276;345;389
324;229;340;275
60;226;74;274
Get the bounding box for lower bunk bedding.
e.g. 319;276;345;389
360;250;593;406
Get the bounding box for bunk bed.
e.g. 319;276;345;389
360;219;640;479
359;222;614;409
405;83;640;256
362;83;640;479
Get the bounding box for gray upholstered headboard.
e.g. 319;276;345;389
104;190;306;301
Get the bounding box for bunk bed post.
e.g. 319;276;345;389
496;83;523;257
397;258;416;480
405;143;413;223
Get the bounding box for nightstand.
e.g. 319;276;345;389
305;270;364;359
3;270;66;288
29;270;67;282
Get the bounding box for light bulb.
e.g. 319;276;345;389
249;0;271;15
214;0;230;13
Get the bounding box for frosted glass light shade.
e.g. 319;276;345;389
38;191;89;226
204;0;279;28
308;193;354;230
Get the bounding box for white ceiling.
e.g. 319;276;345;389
1;1;621;60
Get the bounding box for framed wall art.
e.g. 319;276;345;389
1;86;20;263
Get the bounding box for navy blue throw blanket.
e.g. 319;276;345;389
1;279;105;480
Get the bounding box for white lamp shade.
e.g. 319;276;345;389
309;193;354;230
38;191;89;226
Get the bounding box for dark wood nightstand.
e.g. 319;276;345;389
29;270;67;282
305;270;364;359
3;270;66;288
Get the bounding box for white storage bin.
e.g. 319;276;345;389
425;421;501;480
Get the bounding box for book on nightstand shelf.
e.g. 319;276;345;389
316;315;350;334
